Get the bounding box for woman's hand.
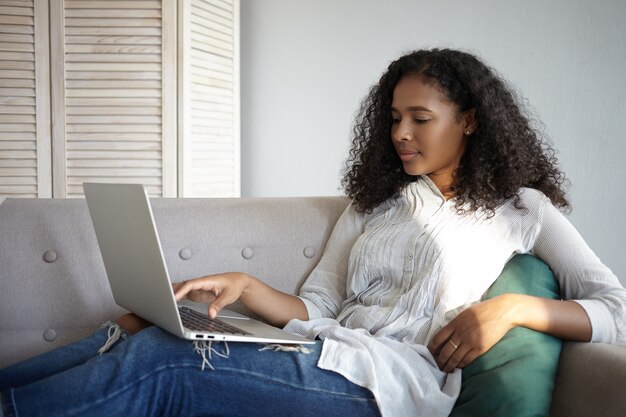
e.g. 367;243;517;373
427;294;517;373
173;272;309;327
173;272;251;319
427;293;592;373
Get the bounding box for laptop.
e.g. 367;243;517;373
83;182;313;345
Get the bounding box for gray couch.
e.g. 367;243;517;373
1;197;624;416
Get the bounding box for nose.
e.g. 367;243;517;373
392;119;413;142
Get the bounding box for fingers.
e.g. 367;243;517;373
435;338;473;373
173;277;219;302
428;326;459;372
429;327;486;372
173;278;225;319
172;281;213;303
207;293;232;319
427;324;454;354
428;325;477;373
173;274;246;319
458;350;481;369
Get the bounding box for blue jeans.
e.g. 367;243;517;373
0;324;380;417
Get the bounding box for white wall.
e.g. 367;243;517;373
240;0;626;285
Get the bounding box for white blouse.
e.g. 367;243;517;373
284;175;626;417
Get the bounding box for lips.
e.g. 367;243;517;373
397;150;420;161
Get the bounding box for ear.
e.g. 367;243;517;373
462;109;478;136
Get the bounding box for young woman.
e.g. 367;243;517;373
1;48;625;417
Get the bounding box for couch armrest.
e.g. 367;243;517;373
550;342;626;417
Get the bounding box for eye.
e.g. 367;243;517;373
391;117;400;124
414;119;430;124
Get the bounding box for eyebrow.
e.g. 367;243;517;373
390;105;433;112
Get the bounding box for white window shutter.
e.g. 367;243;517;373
178;0;240;197
0;0;52;198
0;0;238;198
51;0;177;198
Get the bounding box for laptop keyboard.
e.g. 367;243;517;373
178;306;250;336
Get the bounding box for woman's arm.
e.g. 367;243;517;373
172;203;366;329
173;203;366;327
173;272;308;328
119;272;308;333
532;199;626;344
430;192;626;372
428;294;591;373
508;294;591;340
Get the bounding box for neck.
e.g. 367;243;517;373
427;173;455;200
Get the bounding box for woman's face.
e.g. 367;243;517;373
390;73;475;192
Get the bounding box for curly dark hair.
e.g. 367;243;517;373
342;48;570;215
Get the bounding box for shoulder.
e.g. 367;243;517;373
516;187;551;205
512;187;552;214
340;200;379;230
494;188;552;223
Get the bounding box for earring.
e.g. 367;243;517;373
465;131;471;135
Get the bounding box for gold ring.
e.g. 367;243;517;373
448;339;459;350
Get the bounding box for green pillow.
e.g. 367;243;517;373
450;254;562;417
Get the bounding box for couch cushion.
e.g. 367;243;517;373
550;342;626;417
450;254;562;417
